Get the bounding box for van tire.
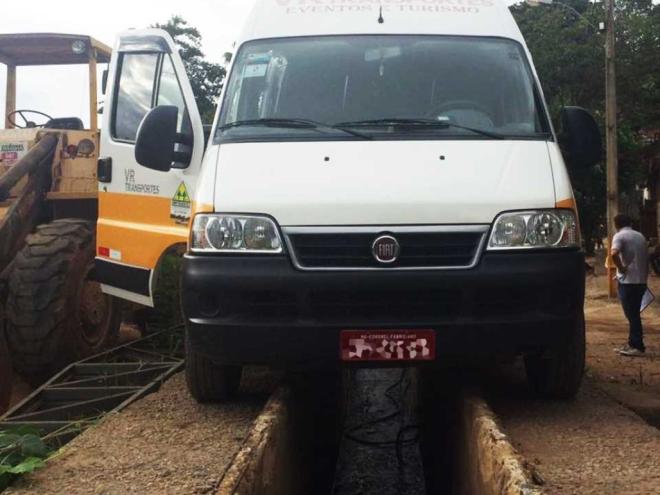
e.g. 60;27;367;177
524;313;585;400
185;333;242;403
6;219;122;384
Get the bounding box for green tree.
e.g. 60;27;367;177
510;0;659;251
152;16;226;124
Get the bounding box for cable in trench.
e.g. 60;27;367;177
341;368;420;466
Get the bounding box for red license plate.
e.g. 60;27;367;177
340;330;436;362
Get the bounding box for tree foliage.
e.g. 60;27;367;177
511;0;660;250
152;16;226;124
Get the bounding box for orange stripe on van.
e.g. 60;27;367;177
97;192;189;269
193;202;214;215
556;197;582;238
556;198;577;210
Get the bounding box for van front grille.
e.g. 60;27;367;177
284;228;487;270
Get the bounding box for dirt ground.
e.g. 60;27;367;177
5;272;660;494
491;273;660;495
585;274;660;400
6;369;277;495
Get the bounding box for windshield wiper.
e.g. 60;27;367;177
335;118;506;140
218;118;371;140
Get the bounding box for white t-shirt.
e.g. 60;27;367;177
612;227;648;285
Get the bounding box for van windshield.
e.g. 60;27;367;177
216;35;550;142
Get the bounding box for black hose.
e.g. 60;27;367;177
343;368;420;466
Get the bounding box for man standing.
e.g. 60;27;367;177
611;214;649;357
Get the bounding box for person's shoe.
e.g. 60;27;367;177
619;346;645;357
614;344;632;353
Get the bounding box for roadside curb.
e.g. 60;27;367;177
459;393;545;495
217;387;295;495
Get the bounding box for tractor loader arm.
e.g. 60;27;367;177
0;133;58;274
0;133;58;202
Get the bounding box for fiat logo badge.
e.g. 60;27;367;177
372;235;400;264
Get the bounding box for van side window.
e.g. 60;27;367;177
112;53;159;142
156;55;192;136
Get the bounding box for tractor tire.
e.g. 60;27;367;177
524;313;585;400
185;332;242;403
6;219;122;384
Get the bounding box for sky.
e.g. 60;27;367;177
0;0;255;127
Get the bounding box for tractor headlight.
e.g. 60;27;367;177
488;209;579;250
71;40;87;55
190;214;283;253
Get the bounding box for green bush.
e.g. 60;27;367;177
0;427;50;490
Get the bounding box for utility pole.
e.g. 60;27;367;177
527;0;619;295
605;0;618;298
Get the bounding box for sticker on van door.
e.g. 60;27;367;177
171;182;192;222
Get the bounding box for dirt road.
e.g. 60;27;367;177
490;274;660;495
6;370;277;495
585;275;660;404
5;274;660;494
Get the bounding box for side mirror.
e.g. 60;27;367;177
102;69;109;95
559;106;603;169
135;106;181;172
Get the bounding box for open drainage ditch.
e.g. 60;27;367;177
2;350;542;495
218;367;542;495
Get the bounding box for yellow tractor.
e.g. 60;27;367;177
0;33;121;385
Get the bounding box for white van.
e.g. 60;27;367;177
98;0;601;402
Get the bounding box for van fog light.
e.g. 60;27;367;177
191;214;284;254
488;209;579;250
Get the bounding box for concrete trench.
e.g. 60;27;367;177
216;368;544;495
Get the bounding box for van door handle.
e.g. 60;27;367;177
98;157;112;183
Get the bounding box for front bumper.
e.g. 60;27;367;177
182;250;585;367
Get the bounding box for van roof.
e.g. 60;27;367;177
239;0;524;46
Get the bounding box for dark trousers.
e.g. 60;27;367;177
618;283;647;351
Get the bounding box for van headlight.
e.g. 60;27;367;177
488;209;579;250
191;214;283;253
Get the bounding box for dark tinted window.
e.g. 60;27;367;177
156;56;192;135
113;53;158;142
218;36;549;142
113;53;192;142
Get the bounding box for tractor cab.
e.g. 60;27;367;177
0;34;121;385
1;33;111;130
0;33;111;195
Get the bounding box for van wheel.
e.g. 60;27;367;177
524;313;585;400
6;219;122;384
185;333;242;403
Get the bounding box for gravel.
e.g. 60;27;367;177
6;369;277;495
